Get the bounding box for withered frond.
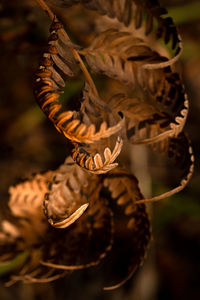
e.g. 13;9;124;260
71;137;123;174
80;29;163;88
43;157;93;228
109;73;188;145
7;172;53;244
48;0;181;66
41;188;113;271
34;1;188;176
0;161;114;284
0;0;194;291
133;0;182;68
8;172;52;219
34;21;122;145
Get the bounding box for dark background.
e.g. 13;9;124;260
0;0;200;299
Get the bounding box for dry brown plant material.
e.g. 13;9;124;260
0;0;194;289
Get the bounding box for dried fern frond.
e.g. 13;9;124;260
0;162;114;284
34;20;122;144
80;83;124;136
0;173;53;281
49;0;181;67
43;157;93;228
7;172;54;244
110;83;188;145
79;29;162;88
41;192;113;271
0;204;64;284
79;28;188;144
95;168;151;290
0;0;191;290
79;29;183;95
0;170;69;284
71;136;123;174
65;84;124;174
133;0;182;68
136;132;194;204
8;172;52;218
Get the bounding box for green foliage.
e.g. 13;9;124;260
0;252;28;276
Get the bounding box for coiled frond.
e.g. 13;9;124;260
43;157;92;228
133;0;182;68
41;190;113;271
34;21;122;145
110;85;188;145
71;137;123;174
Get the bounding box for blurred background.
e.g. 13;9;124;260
0;0;200;299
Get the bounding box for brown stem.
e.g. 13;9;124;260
36;0;54;19
35;0;98;96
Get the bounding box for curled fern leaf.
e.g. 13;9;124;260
41;185;114;271
34;20;122;144
133;0;182;68
110;84;188;145
71;137;123;174
43;157;92;228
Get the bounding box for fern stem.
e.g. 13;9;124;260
36;0;54;19
35;0;99;97
135;185;184;204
